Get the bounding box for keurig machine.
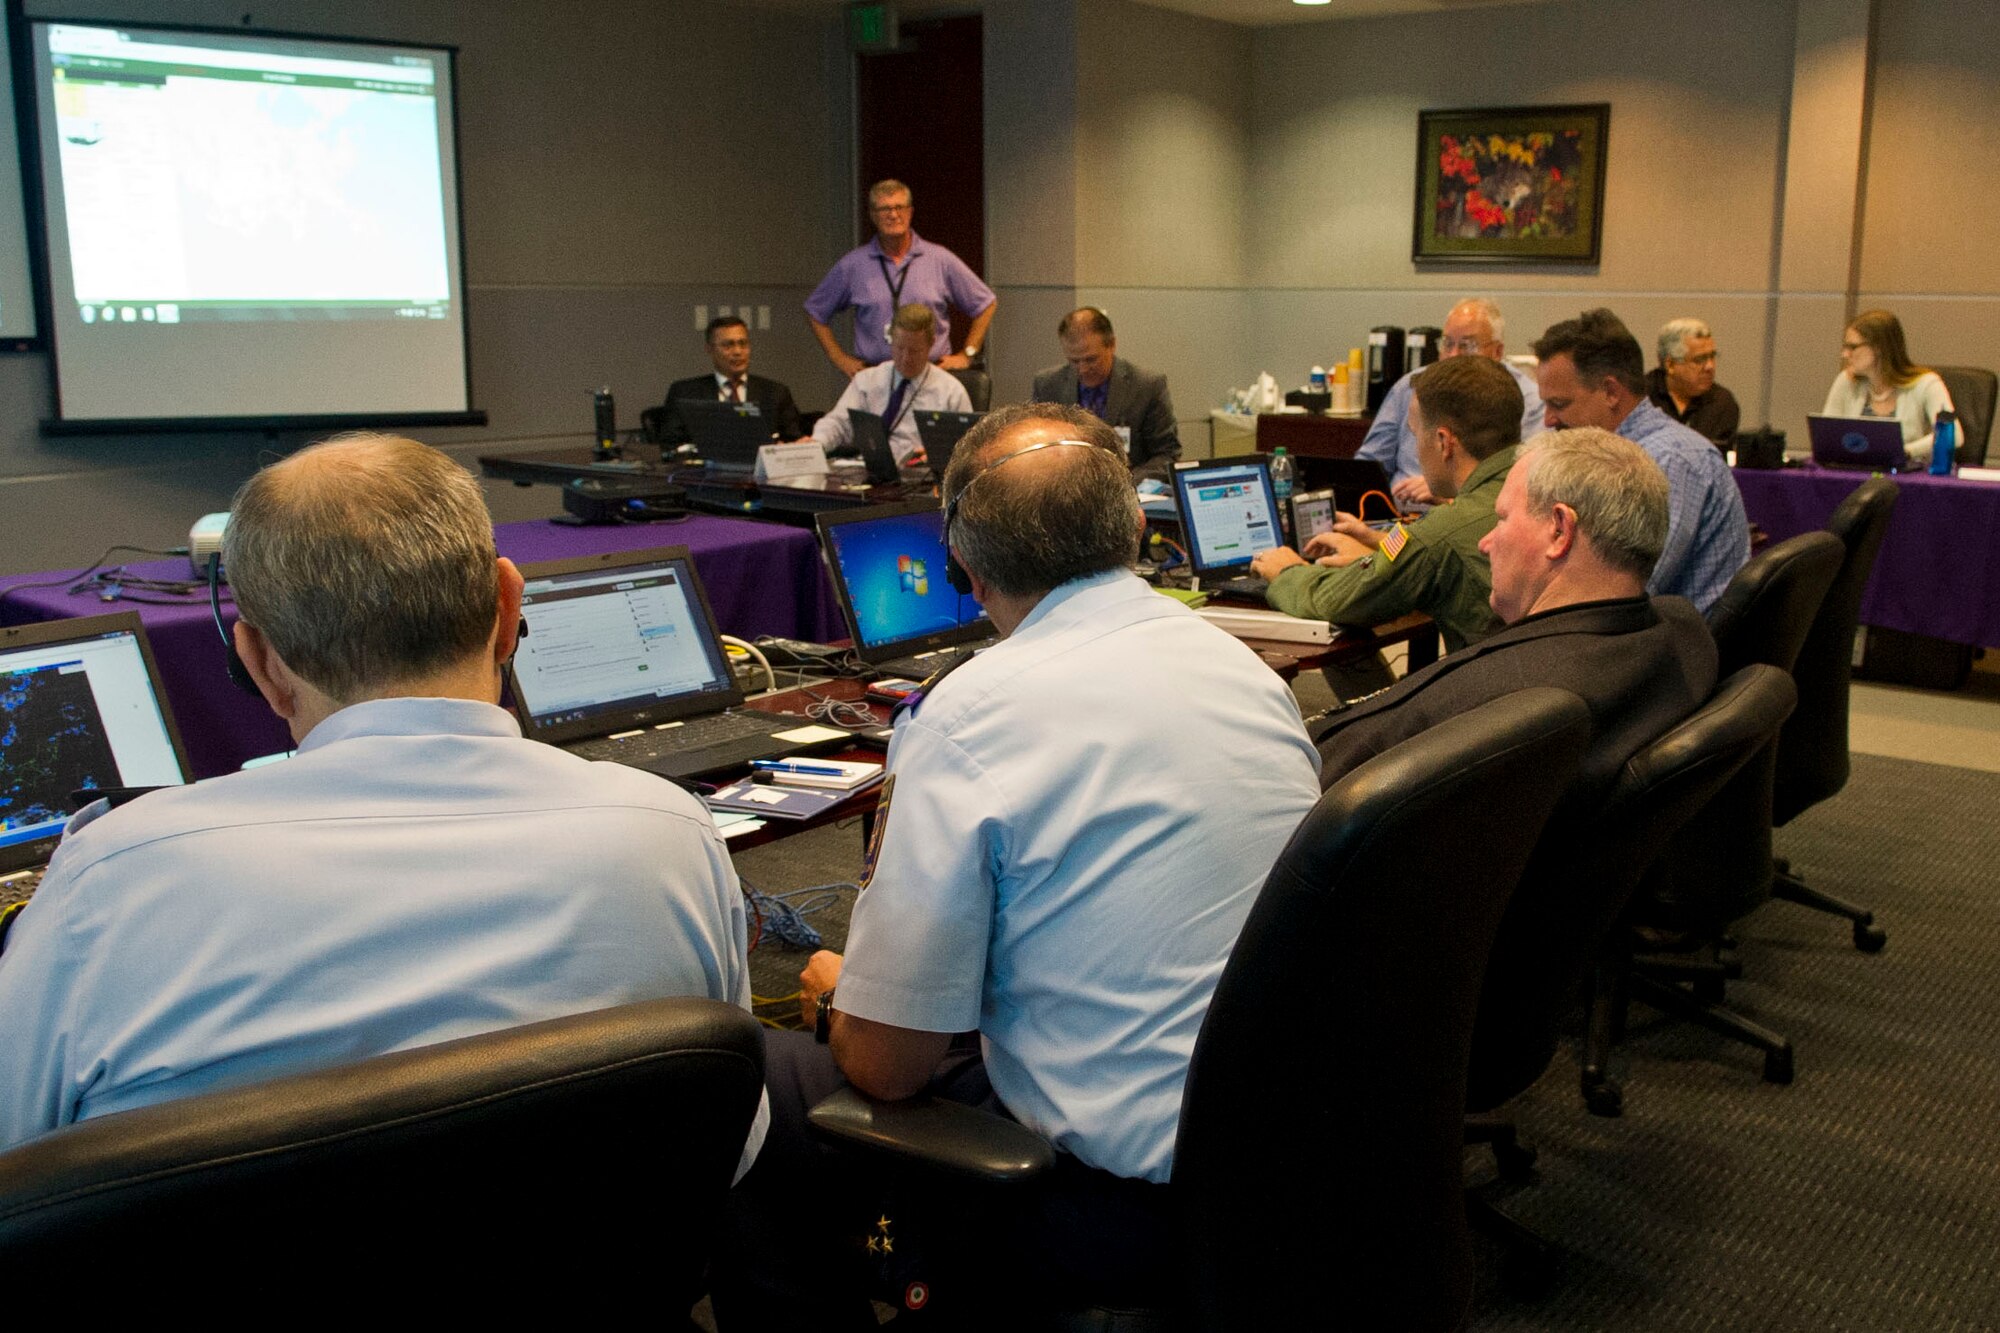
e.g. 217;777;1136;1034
1366;327;1404;415
1404;326;1441;373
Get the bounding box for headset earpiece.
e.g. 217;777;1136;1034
208;553;261;696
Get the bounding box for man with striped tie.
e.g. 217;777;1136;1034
1249;353;1524;657
655;314;803;446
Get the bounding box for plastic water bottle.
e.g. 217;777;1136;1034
1270;447;1296;544
1309;365;1328;395
1929;411;1957;476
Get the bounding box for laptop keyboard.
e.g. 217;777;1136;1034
1;868;44;912
1207;574;1269;601
570;710;783;763
878;643;987;683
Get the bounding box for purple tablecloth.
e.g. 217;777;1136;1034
0;515;843;778
1733;465;2000;647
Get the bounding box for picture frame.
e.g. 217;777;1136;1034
1413;104;1609;266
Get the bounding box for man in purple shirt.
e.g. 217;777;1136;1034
805;179;996;378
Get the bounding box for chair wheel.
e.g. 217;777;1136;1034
1494;1140;1538;1182
1854;922;1887;953
1763;1045;1795;1085
1582;1075;1624;1118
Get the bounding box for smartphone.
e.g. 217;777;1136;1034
865;677;922;703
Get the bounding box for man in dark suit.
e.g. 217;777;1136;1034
655;315;803;446
1030;307;1180;484
1313;427;1716;797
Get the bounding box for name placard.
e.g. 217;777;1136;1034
755;441;830;484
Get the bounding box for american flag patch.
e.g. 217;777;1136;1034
1379;522;1410;562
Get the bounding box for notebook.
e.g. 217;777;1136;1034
682;399;773;473
1807;415;1909;470
506;546;839;780
0;612;193;910
1170;454;1286;600
815;499;997;681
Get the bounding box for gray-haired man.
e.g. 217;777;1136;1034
1647;317;1740;449
1314;427;1716;798
0;434;766;1177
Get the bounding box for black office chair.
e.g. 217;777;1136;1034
0;998;764;1313
1706;530;1844;679
949;365;993;412
1580;666;1799;1110
642;403;672;445
1934;365;1997;466
1458;667;1797;1295
1771;478;1897;951
1626;533;1840;1081
812;687;1593;1331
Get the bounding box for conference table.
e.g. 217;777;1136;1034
0;514;845;779
1731;463;2000;648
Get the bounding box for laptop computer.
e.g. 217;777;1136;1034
506;546;835;780
915;410;983;478
1170;454;1286;600
1808;415;1909;470
815;499;998;681
0;612;193;912
1292;455;1398;517
848;409;905;486
681;399;773;473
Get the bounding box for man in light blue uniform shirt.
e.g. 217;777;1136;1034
1531;308;1750;613
0;435;767;1183
1359;297;1544;507
714;404;1320;1328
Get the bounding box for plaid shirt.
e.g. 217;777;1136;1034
1617;399;1749;613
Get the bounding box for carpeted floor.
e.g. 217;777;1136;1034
725;752;2000;1331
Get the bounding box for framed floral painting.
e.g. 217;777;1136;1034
1413;104;1609;265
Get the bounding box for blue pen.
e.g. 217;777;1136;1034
750;760;848;776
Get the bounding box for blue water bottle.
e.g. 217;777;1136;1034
1270;447;1296;544
1929;411;1957;476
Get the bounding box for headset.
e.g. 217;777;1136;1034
207;553;262;696
943;438;1104;595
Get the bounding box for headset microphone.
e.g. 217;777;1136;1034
208;553;262;696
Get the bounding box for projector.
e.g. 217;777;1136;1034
189;512;230;577
559;477;689;525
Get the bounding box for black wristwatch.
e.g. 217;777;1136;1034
814;988;836;1043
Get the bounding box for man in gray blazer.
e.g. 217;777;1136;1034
1030;307;1181;484
1312;427;1716;801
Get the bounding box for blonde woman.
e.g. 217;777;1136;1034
1823;310;1957;464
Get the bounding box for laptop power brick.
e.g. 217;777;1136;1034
559;477;689;525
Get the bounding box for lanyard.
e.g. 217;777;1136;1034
875;251;914;338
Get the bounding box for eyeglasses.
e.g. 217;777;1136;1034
1841;341;1867;352
1439;336;1490;354
872;203;912;215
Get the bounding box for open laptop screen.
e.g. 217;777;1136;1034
511;551;737;734
0;616;189;866
1172;455;1283;577
816;501;989;662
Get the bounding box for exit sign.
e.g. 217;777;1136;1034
847;1;899;53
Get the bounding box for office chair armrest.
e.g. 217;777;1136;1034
808;1086;1055;1184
